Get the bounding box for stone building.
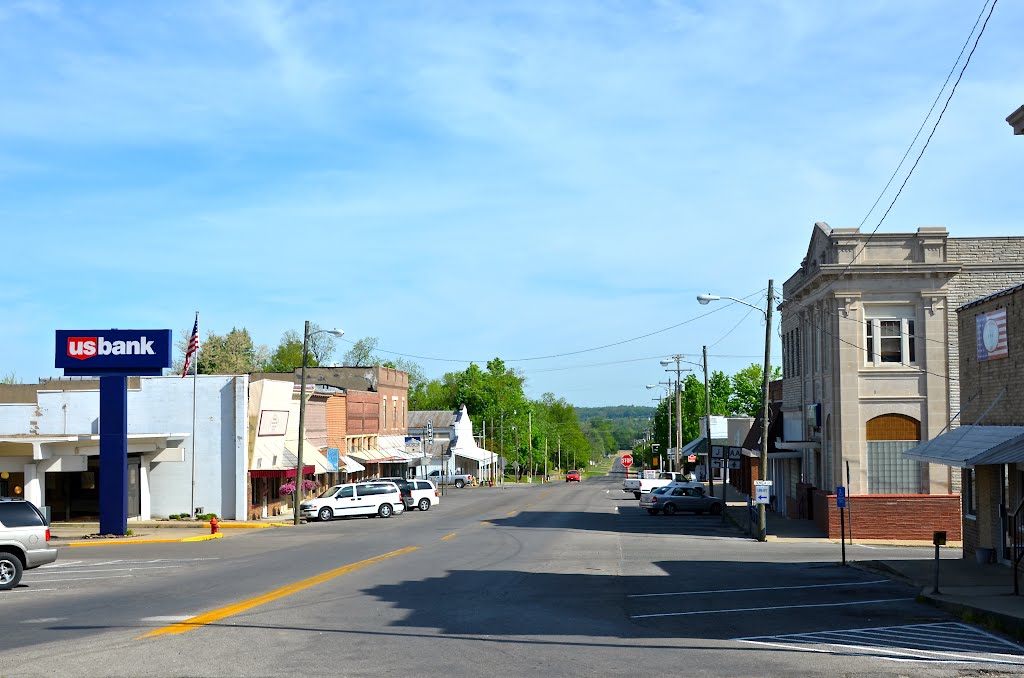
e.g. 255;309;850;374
778;224;1024;539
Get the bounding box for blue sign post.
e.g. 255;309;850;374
55;330;172;535
837;486;847;565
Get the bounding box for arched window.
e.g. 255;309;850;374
866;414;920;441
865;414;922;494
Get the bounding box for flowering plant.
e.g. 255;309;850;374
278;479;317;496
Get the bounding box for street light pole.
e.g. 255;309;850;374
293;322;344;526
661;356;684;473
697;281;774;541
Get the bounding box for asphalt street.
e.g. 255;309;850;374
2;471;1022;677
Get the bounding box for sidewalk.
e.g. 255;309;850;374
715;480;1024;639
49;516;292;546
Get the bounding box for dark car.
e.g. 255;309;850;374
565;470;581;482
378;477;414;508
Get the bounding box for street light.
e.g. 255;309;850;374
697;281;774;541
294;322;345;525
647;381;673;470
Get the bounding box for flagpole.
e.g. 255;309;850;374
190;311;199;520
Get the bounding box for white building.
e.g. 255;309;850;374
0;376;248;520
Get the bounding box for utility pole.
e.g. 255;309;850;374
758;280;775;542
544;437;548;482
703;345;713;500
528;411;533;483
558;437;561;478
662;355;684;474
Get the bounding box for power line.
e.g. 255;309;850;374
793;0;1000;304
339;289;767;365
854;0;993;232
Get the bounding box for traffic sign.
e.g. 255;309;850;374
728;459;741;470
621;454;633;467
836;486;847;509
712;459;725;468
754;479;772;505
711;445;724;459
728;447;742;460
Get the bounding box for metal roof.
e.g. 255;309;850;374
902;426;1024;468
408;410;457;428
957;281;1024;312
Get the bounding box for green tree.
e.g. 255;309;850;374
729;364;781;417
263;330;309;372
343;337;380;366
197;327;268;374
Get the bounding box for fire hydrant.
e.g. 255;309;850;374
209;516;219;534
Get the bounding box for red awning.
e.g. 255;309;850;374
249;465;314;478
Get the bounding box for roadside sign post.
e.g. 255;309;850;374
837;486;847;565
932;531;946;594
753;480;772;540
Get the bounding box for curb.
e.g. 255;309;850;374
65;533;224;547
918;591;1024;641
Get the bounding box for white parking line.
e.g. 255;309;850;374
629;579;890;598
735;622;1024;665
631;597;913;619
29;575;132;583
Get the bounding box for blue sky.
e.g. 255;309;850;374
1;0;1021;407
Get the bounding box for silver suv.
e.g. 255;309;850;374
0;499;58;590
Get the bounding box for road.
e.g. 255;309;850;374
2;471;1022;677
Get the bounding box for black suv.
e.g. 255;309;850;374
378;477;414;509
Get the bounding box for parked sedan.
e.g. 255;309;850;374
640;485;723;516
565;470;581;482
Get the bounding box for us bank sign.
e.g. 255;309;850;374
56;329;171;375
55;329;173;535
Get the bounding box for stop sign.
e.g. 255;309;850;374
621;454;633;467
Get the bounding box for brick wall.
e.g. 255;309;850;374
812;491;962;540
326;394;347;449
957;285;1024;426
345;390;380;434
946;238;1024;421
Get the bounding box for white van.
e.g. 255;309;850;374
300;481;405;521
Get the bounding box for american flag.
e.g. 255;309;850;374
181;315;200;377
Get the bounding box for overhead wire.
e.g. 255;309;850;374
338;288;768;365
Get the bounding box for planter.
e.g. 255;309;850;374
976;547;994;565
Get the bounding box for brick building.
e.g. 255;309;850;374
906;283;1024;562
778;224;1024;539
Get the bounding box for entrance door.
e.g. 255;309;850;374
128;461;141;518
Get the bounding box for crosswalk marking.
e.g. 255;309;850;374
736;622;1024;665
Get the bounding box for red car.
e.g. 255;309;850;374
566;470;581;482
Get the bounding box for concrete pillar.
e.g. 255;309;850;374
140;458;151;520
23;462;42;510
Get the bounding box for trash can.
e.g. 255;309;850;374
975;547;994;564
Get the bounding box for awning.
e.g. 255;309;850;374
679;437;707;457
349;448;389;462
768;451;804;460
774;440;820;451
285;441;333;475
250;466;314;478
453;445;494;463
340;455;365;473
903;426;1024;468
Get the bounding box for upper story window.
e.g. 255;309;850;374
864;306;917;367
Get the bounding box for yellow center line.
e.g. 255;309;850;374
137;546;419;639
506;510;518;517
440;533;457;541
479;521;492;526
